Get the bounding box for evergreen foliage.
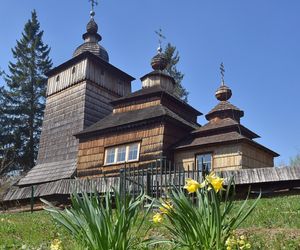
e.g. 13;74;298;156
164;43;189;102
0;10;52;174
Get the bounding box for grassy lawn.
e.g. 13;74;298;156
0;195;300;249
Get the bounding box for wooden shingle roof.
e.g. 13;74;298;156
75;104;200;137
192;118;259;139
110;85;202;116
174;130;279;156
175;131;245;150
17;159;76;186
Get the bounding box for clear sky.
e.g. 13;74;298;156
0;0;299;166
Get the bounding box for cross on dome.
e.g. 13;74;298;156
89;0;98;18
155;28;166;53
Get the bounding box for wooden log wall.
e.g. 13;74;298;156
77;122;165;177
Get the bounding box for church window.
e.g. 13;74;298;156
105;148;115;164
72;66;76;74
117;146;126;162
128;143;139;161
56;75;60;82
104;142;140;165
196;153;212;173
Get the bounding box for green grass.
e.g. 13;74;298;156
1;195;300;249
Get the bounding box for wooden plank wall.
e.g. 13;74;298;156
77;122;165;177
86;60;131;97
163;123;193;161
47;59;87;96
161;98;198;123
38;57;133;166
113;97;161;113
37;82;86;164
241;143;274;168
174;144;243;171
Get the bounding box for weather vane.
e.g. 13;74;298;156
89;0;98;18
220;62;225;86
155;28;166;53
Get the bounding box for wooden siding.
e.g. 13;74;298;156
47;59;87;96
47;58;131;97
77;123;165;177
241;142;274;168
113;97;161;113
163;123;192;160
84;81;116;127
37;82;86;164
174;144;243;171
38;55;132;168
86;60;131;97
161;98;198;123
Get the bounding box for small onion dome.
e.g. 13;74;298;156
87;18;98;33
215;84;232;101
151;49;168;71
82;18;102;41
73;17;109;62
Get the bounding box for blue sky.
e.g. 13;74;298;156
0;0;299;165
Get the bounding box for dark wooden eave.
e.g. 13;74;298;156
46;51;135;82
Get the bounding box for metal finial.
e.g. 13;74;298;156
220;62;225;86
89;0;98;18
155;28;166;53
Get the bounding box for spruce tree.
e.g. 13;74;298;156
164;43;189;102
1;10;52;173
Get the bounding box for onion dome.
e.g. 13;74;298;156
206;63;244;123
151;47;168;71
215;84;232;101
73;13;109;62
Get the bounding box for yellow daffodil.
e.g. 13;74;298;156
183;178;204;193
50;239;63;250
245;243;251;249
153;213;163;223
159;201;173;214
206;172;225;193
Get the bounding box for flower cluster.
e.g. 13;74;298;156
183;171;225;194
225;234;251;250
153;200;173;223
50;239;63;250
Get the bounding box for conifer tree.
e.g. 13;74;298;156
164;43;189;102
0;10;52;173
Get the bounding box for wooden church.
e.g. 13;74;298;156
3;8;279;205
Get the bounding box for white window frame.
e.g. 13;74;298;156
104;142;141;165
